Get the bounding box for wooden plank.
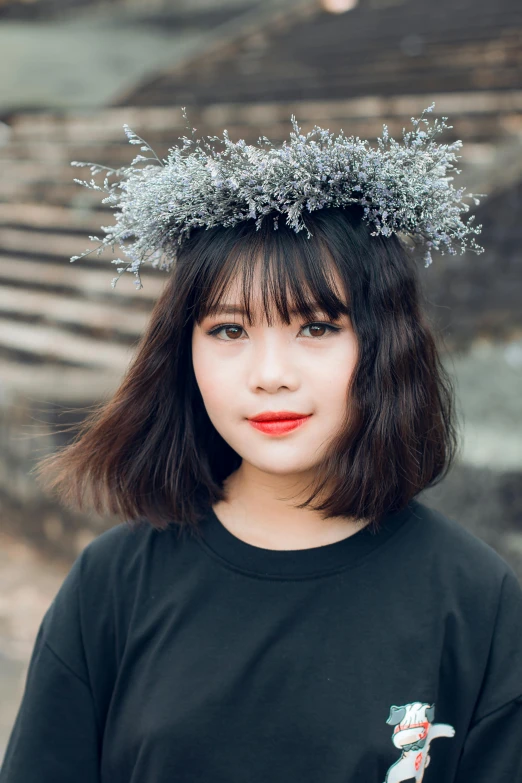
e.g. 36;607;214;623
0;180;110;205
0;227;152;266
0;356;120;402
0;160;80;182
0;317;134;371
0;203;110;231
0;256;166;300
0;141;155;166
0;285;150;336
9;106;188;141
1;227;112;260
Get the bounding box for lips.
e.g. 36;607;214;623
248;411;310;422
247;413;312;436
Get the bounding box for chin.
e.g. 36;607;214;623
246;457;315;476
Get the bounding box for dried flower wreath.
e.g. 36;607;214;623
70;102;485;290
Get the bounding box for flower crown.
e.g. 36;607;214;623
70;102;485;290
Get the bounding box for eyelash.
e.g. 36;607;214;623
206;321;342;341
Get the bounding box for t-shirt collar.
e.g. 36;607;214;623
195;500;417;578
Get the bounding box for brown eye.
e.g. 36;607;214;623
300;322;340;338
208;324;245;341
224;326;243;340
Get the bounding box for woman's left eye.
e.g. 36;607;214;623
300;322;341;338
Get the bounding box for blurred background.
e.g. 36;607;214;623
0;0;521;761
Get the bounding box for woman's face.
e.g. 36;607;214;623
191;265;358;479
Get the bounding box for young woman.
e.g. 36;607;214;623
1;111;521;783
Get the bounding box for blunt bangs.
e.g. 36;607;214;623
192;212;352;329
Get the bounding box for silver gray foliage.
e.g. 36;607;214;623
70;103;485;290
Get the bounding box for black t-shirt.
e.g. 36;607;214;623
1;498;522;783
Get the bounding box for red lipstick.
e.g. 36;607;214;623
247;411;312;436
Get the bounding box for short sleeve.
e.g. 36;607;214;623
471;567;522;722
454;695;522;781
453;566;522;781
0;553;101;782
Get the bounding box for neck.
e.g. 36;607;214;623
212;463;365;550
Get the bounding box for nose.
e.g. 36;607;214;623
247;332;299;393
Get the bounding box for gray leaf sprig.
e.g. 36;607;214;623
70;103;485;290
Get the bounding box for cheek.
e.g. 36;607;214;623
312;340;357;404
192;340;236;412
314;372;350;417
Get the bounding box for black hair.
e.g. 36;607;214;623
34;205;459;538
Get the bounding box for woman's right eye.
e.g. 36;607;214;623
207;324;244;341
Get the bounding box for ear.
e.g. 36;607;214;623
386;705;406;725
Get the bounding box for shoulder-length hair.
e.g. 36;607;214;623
34;205;459;538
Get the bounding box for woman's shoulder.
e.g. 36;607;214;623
78;521;146;573
407;497;521;590
408;500;522;722
82;519;151;558
79;519;182;583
